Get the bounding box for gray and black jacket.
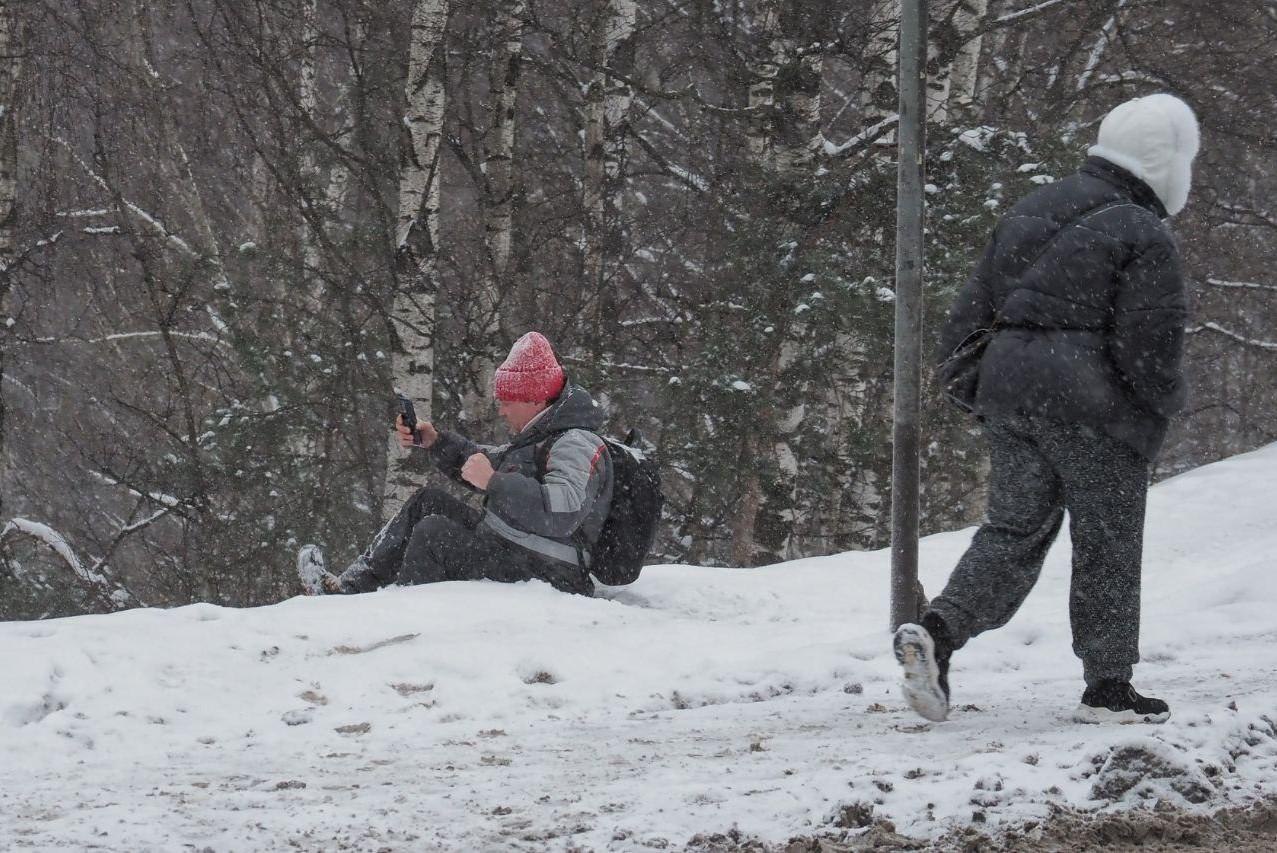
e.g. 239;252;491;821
938;156;1188;460
427;384;614;567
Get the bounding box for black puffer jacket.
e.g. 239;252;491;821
938;156;1188;460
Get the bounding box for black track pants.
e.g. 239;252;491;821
927;416;1149;687
338;487;591;595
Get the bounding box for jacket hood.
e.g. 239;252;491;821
1087;93;1199;216
512;383;605;444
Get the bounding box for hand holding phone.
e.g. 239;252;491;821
396;393;418;436
394;393;437;448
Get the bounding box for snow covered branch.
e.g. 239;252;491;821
0;518;136;611
1188;322;1277;352
1;230;64;275
49;135;198;259
560;355;671;374
631;132;711;194
89;469;187;511
27;330;230;349
1213;202;1277;231
1076;0;1129;93
823;114;901;157
995;0;1068;25
1204;277;1277;295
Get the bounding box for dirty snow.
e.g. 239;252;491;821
3;444;1277;851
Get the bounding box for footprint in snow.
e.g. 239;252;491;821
518;665;558;685
329;633;419;656
593;588;652;608
186;603;223;621
156;664;185;689
4;693;67;727
299;690;328;706
281;709;313;726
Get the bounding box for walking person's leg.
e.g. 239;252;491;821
1037;423;1168;722
929;417;1066;642
896;416;1065;720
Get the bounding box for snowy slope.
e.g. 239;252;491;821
3;445;1277;851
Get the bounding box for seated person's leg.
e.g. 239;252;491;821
398;514;475;586
398;516;592;595
352;487;483;589
526;556;594;596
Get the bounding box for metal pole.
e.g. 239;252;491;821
891;0;927;631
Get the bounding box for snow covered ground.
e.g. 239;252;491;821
3;445;1277;852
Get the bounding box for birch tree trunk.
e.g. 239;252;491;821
730;0;823;565
728;432;764;568
131;3;235;325
745;0;781;167
126;4;238;529
582;0;637;349
463;0;525;420
0;0;17;275
385;0;450;518
731;0;783;566
746;0;822;175
975;2;1025;119
298;0;324;291
483;0;524;304
0;0;21;513
292;2;352;306
861;0;900;146
927;0;989;125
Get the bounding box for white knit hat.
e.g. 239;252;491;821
1088;94;1200;216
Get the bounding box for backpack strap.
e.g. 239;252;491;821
533;429;569;478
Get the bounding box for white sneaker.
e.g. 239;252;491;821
893;623;951;722
297;544;334;595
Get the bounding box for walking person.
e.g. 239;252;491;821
894;94;1200;724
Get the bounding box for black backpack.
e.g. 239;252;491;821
537;428;663;586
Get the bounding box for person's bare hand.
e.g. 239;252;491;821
461;452;495;490
396;415;438;449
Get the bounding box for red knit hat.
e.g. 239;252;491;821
493;332;567;402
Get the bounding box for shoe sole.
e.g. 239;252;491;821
893;624;949;722
1072;704;1170;725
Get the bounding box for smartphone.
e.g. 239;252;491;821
395;392;420;445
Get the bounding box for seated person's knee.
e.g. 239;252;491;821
409;513;454;546
408;485;451;511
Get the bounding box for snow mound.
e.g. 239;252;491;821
4;444;1277;850
1090;738;1217;805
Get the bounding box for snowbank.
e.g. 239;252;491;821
3;444;1277;851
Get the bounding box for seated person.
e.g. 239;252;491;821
298;332;612;597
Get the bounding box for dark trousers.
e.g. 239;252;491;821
927;416;1149;687
339;487;592;595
